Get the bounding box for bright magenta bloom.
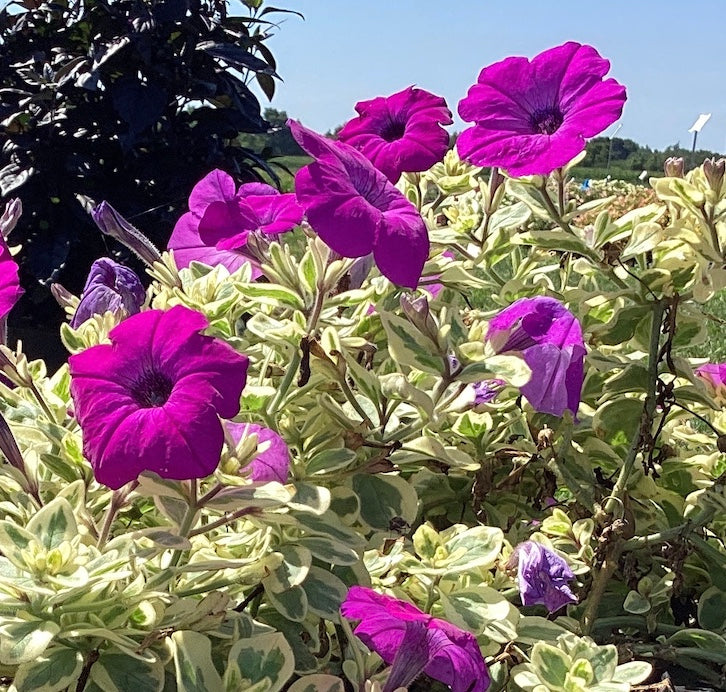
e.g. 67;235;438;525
696;363;726;404
290;120;429;289
224;422;290;483
510;541;577;613
0;235;22;321
457;42;626;176
168;171;302;276
341;586;489;692
487;296;585;417
338;86;452;182
69;305;248;489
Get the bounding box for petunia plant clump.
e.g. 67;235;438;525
1;38;726;692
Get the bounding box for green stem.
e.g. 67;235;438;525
423;576;441;614
168;480;198;568
268;349;301;416
96;481;138;548
581;543;621;636
538;181;572;234
604;300;666;516
187;506;257;538
621;505;716;550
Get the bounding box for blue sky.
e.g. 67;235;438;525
256;1;726;153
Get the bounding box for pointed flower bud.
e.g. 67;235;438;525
92;201;162;267
70;258;146;328
0;198;22;239
664;157;685;178
400;293;440;346
703;157;726;193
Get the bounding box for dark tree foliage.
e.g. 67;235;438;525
0;0;293;362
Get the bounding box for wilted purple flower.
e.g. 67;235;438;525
224;422;290;483
290;120;429;289
69;306;248;489
509;541;577;613
472;379;505;405
338;86;452;182
0;198;22;239
487;296;585;417
457;42;627;176
70;258;145;328
341;586;489;692
167;170;302;277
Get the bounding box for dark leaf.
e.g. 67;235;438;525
197;41;278;76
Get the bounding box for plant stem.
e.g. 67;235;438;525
96;481;138;548
604;300;666;516
168;480;198;568
538;180;572;234
187;505;257;537
581;542;621;636
621;505;716;550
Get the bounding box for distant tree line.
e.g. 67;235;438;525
582;136;722;172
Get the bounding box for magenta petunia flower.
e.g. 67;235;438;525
167;170;303;277
290;120;429;289
224;422;290;483
487;296;585;417
0;235;23;322
70;258;146;328
457;42;627;177
69;305;248;489
341;586;489;692
509;541;577;613
696;363;726;404
337;86;452;183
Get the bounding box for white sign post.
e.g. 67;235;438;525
689;113;712;169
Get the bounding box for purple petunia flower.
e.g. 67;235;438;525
341;586;490;692
457;42;627;177
487;296;585;417
167;170;303;277
289;120;429;289
224;422;290;483
472;379;505;406
337;86;453;183
69;305;248;489
70;258;146;328
509;541;577;613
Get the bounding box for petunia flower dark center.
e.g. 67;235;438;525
130;370;174;408
529;106;564;135
380;118;407;142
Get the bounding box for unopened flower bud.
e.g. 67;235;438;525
241;231;270;268
664;157;685;178
703;157;726;193
92;201;161;267
0;198;21;238
50;282;77;310
70;258;145;328
400;293;439;344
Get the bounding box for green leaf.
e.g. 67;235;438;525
667;628;726;654
90;650;164;692
439;587;519;643
513;230;601;263
306;448;358;476
458;355;531;387
288;675;345;692
698;586;726;631
297;535;359;566
263;545;312;593
351;473;418;531
266;584;309;622
171;631;223;692
611;661;652;684
622;590;651;614
301;566;348;621
530;642;571;689
0;520;37;570
379;312;445;375
516;616;569;646
0;619;59;665
13;647;84;692
621;222;665;259
223;632;294;692
588;644;618;682
237;282;305;311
